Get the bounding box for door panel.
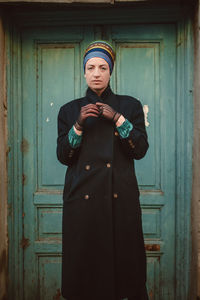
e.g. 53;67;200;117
111;24;176;299
22;26;94;300
22;24;176;299
115;41;159;186
38;43;80;186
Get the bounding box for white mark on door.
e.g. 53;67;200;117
143;105;149;127
50;102;54;106
46;117;50;122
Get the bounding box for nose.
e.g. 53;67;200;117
93;67;100;77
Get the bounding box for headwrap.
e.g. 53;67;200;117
83;41;115;74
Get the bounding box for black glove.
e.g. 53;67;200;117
96;102;121;123
74;103;100;131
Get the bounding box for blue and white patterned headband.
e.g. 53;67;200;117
83;41;115;74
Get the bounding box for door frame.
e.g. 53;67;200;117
5;4;194;299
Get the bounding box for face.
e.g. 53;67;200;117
84;57;111;96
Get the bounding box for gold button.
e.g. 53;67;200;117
113;193;118;198
115;131;119;136
84;194;89;200
85;165;91;171
106;163;111;168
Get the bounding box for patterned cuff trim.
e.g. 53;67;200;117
116;119;133;139
68;126;82;149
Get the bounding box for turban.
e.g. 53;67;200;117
83;41;115;74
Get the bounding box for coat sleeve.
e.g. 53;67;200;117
118;100;149;160
57;106;81;166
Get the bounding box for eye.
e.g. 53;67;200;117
101;66;107;70
87;66;93;70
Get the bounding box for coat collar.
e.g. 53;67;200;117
85;85;120;113
86;85;114;104
83;85;120;130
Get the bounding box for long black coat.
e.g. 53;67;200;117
57;86;149;300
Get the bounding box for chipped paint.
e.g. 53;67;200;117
0;249;6;274
6;146;10;157
21;138;29;153
0;249;7;300
143;104;149;127
53;288;61;300
46;117;50;122
149;289;153;299
50;102;54;106
22;173;27;185
145;244;160;251
20;237;30;250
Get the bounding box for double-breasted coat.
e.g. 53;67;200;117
57;86;149;300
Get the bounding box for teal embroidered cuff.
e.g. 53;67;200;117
117;119;133;138
68;126;82;148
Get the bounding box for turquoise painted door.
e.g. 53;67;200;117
21;23;176;299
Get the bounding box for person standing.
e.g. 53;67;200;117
57;41;149;300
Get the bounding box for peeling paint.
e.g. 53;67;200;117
53;288;61;300
7;204;12;217
143;105;149;127
145;244;160;251
20;237;30;250
149;289;153;299
6;146;10;157
0;249;6;274
22;173;27;185
21;138;29;153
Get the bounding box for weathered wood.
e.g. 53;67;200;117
0;13;8;300
6;5;194;300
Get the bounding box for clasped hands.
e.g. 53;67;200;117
74;102;121;131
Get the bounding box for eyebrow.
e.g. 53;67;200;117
87;64;108;67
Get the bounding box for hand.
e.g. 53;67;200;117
74;104;100;130
96;102;121;123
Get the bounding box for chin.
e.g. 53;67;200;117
94;87;105;93
92;84;104;89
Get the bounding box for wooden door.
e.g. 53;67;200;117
21;23;176;299
110;24;176;299
21;25;94;300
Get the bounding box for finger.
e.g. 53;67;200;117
82;106;100;112
84;113;99;118
83;108;100;115
83;104;100;109
102;108;111;114
96;102;104;107
84;109;100;116
96;103;110;108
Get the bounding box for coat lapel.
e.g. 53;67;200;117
86;85;120;112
